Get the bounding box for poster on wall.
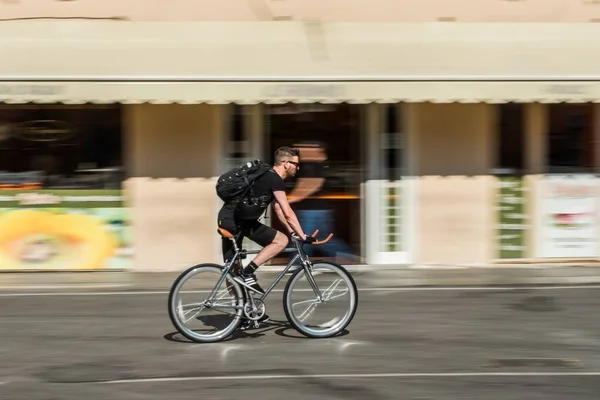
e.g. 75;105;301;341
536;175;599;258
0;190;131;270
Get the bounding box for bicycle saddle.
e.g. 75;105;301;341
217;227;235;238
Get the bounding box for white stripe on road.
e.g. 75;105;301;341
0;284;131;291
98;371;600;385
0;285;599;297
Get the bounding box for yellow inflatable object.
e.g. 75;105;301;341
0;209;118;270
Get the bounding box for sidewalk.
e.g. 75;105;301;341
1;263;600;291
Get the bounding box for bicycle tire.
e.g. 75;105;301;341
168;263;245;343
282;260;358;338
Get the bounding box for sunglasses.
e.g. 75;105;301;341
287;161;300;168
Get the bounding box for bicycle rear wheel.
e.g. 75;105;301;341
168;263;245;343
283;261;358;338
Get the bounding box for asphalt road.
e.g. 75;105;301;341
1;285;600;399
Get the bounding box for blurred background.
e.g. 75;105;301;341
1;0;600;272
3;3;600;400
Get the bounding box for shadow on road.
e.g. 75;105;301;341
163;318;289;344
164;318;351;343
274;326;350;339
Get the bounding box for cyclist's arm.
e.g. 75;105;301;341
273;202;294;234
272;190;307;240
287;177;324;204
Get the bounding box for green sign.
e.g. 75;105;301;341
0;190;123;208
386;185;402;252
0;190;130;271
496;176;526;259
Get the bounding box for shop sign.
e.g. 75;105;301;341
12;120;75;142
544;84;589;95
262;84;345;99
0;84;65;96
496;175;526;259
0;190;131;270
536;175;599;258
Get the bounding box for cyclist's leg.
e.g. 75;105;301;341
217;214;247;319
218;205;244;273
236;221;284;327
234;221;287;294
245;221;288;269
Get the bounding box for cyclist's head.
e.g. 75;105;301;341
274;146;300;177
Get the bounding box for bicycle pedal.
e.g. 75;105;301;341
240;320;260;330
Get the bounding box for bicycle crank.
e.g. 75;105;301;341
243;299;266;321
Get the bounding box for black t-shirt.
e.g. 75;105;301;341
235;169;285;220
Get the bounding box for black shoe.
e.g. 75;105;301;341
235;272;265;294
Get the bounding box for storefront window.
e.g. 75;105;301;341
547;104;594;173
383;104;403;181
0;104;129;271
226;104;247;164
0;104;123;189
265;103;364;264
496;103;525;172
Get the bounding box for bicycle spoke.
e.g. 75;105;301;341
302;299;326;321
292;289;349;321
177;286;234;321
292;297;320;306
319;279;344;301
323;289;349;301
293;279;334;321
293;278;345;306
178;302;205;323
210;303;243;311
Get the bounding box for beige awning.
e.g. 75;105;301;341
2;21;600;103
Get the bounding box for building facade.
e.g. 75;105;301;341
1;1;600;271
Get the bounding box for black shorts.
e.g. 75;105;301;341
218;203;277;262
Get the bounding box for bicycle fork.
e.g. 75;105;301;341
300;260;325;302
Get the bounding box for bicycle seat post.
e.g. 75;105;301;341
230;233;247;259
230;237;240;253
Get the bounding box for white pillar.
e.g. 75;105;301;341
364;103;382;264
402;102;418;264
525;102;547;259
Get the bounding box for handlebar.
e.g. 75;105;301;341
292;229;334;245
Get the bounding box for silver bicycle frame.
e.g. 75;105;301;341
206;235;324;305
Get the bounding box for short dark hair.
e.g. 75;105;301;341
274;146;300;165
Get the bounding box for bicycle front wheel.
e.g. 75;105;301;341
283;261;358;338
168;263;245;343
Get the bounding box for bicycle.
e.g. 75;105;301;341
168;228;359;343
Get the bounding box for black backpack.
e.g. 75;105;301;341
216;160;271;204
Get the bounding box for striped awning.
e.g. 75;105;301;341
2;21;600;103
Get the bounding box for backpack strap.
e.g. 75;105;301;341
258;168;279;221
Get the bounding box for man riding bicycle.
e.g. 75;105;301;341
217;146;316;323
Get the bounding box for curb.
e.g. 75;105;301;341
1;265;600;291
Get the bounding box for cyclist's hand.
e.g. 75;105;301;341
303;235;316;244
